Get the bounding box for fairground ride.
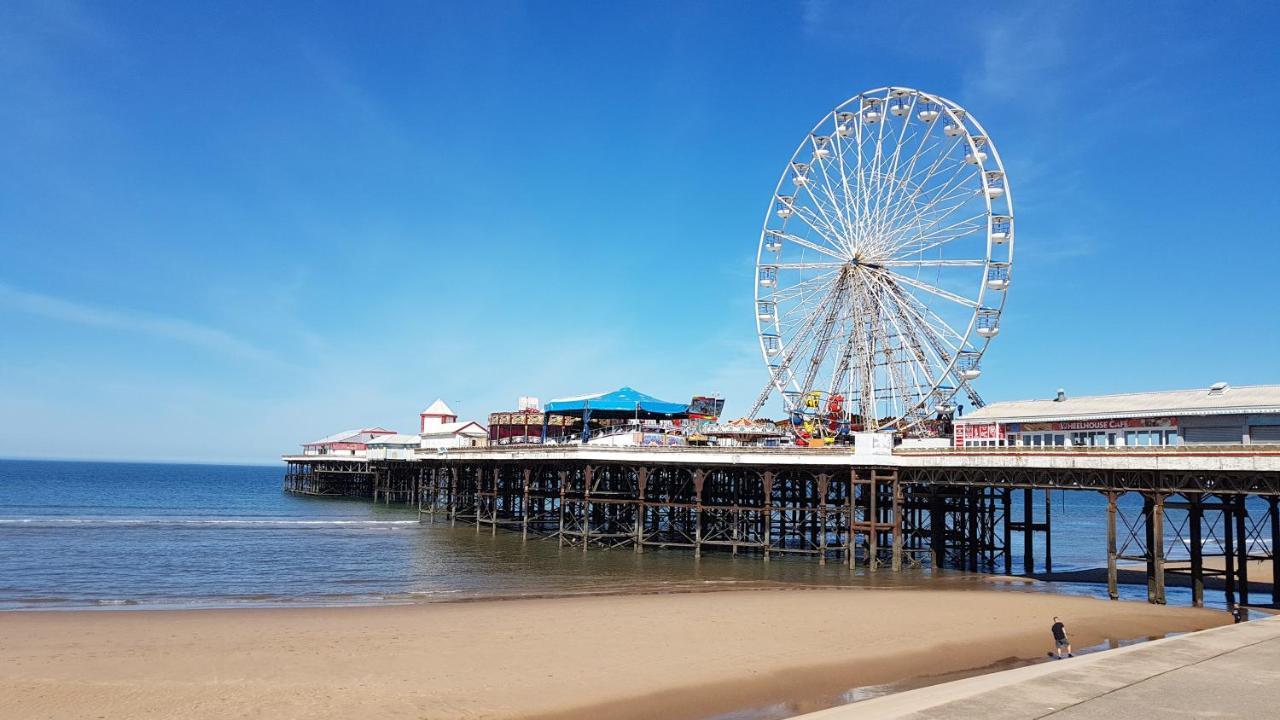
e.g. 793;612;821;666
749;86;1014;441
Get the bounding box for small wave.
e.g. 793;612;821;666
12;596;74;604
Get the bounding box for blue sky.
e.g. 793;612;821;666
2;2;1278;463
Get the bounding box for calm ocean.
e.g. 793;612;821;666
0;458;1225;610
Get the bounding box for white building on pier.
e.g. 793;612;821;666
300;427;396;456
365;433;422;460
419;399;488;449
953;383;1280;448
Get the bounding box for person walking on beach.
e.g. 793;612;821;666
1231;603;1247;624
1050;617;1073;659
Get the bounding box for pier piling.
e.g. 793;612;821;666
284;445;1280;607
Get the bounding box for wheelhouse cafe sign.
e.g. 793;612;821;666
1009;417;1177;432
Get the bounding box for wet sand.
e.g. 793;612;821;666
1037;557;1277;598
0;588;1227;720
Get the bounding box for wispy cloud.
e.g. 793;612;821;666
0;282;286;367
962;7;1073;109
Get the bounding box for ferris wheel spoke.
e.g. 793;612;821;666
885;274;962;356
809;156;858;250
771;268;841;299
777;292;836;318
867;98;924;244
883;177;981;249
887;209;988;258
754;274;851;413
880;258;986;268
862;102;893;245
907;173;986;230
849;111;877;242
829;117;861;245
869;136;935;250
893;287;969;349
880;269;979;309
788;202;852;256
862;277;911;425
766;230;847;262
799;275;851;395
875;163;972;251
873;136;973;248
795;168;860;252
888;284;969;355
905;145;979;206
863;273;936;406
774;262;847;270
879;285;965;390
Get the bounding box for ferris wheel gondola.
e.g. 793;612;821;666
750;86;1014;435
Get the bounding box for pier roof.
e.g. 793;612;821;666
544;387;688;419
958;384;1280;423
302;428;395;447
420;421;487;437
367;433;420;446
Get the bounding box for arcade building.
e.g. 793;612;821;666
952;383;1280;448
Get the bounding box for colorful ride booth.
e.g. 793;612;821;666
784;390;858;447
542;387;691;446
700;418;788;447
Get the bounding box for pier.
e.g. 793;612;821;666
284;442;1280;608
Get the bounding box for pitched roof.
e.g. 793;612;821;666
421;399;456;417
420;420;487;437
302;429;364;446
958;384;1280;423
302;428;397;446
366;433;420;446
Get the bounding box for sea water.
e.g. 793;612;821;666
0;459;930;610
0;459;1257;610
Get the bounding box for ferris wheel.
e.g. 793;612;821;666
750;86;1014;435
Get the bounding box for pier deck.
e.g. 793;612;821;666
283;444;1280;608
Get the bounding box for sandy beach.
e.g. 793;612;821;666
0;588;1227;720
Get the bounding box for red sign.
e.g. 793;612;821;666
954;423;1004;446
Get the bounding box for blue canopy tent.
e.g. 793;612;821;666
543;387;690;443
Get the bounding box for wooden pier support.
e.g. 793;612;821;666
1224;496;1237;607
1271;496;1280;608
1234;495;1249;606
1011;488;1051;576
850;468;900;570
1151;493;1166;605
1189;494;1204;607
1106;491;1119;601
1140;493;1167;605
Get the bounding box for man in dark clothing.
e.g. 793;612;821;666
1232;604;1247;623
1051;617;1073;659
